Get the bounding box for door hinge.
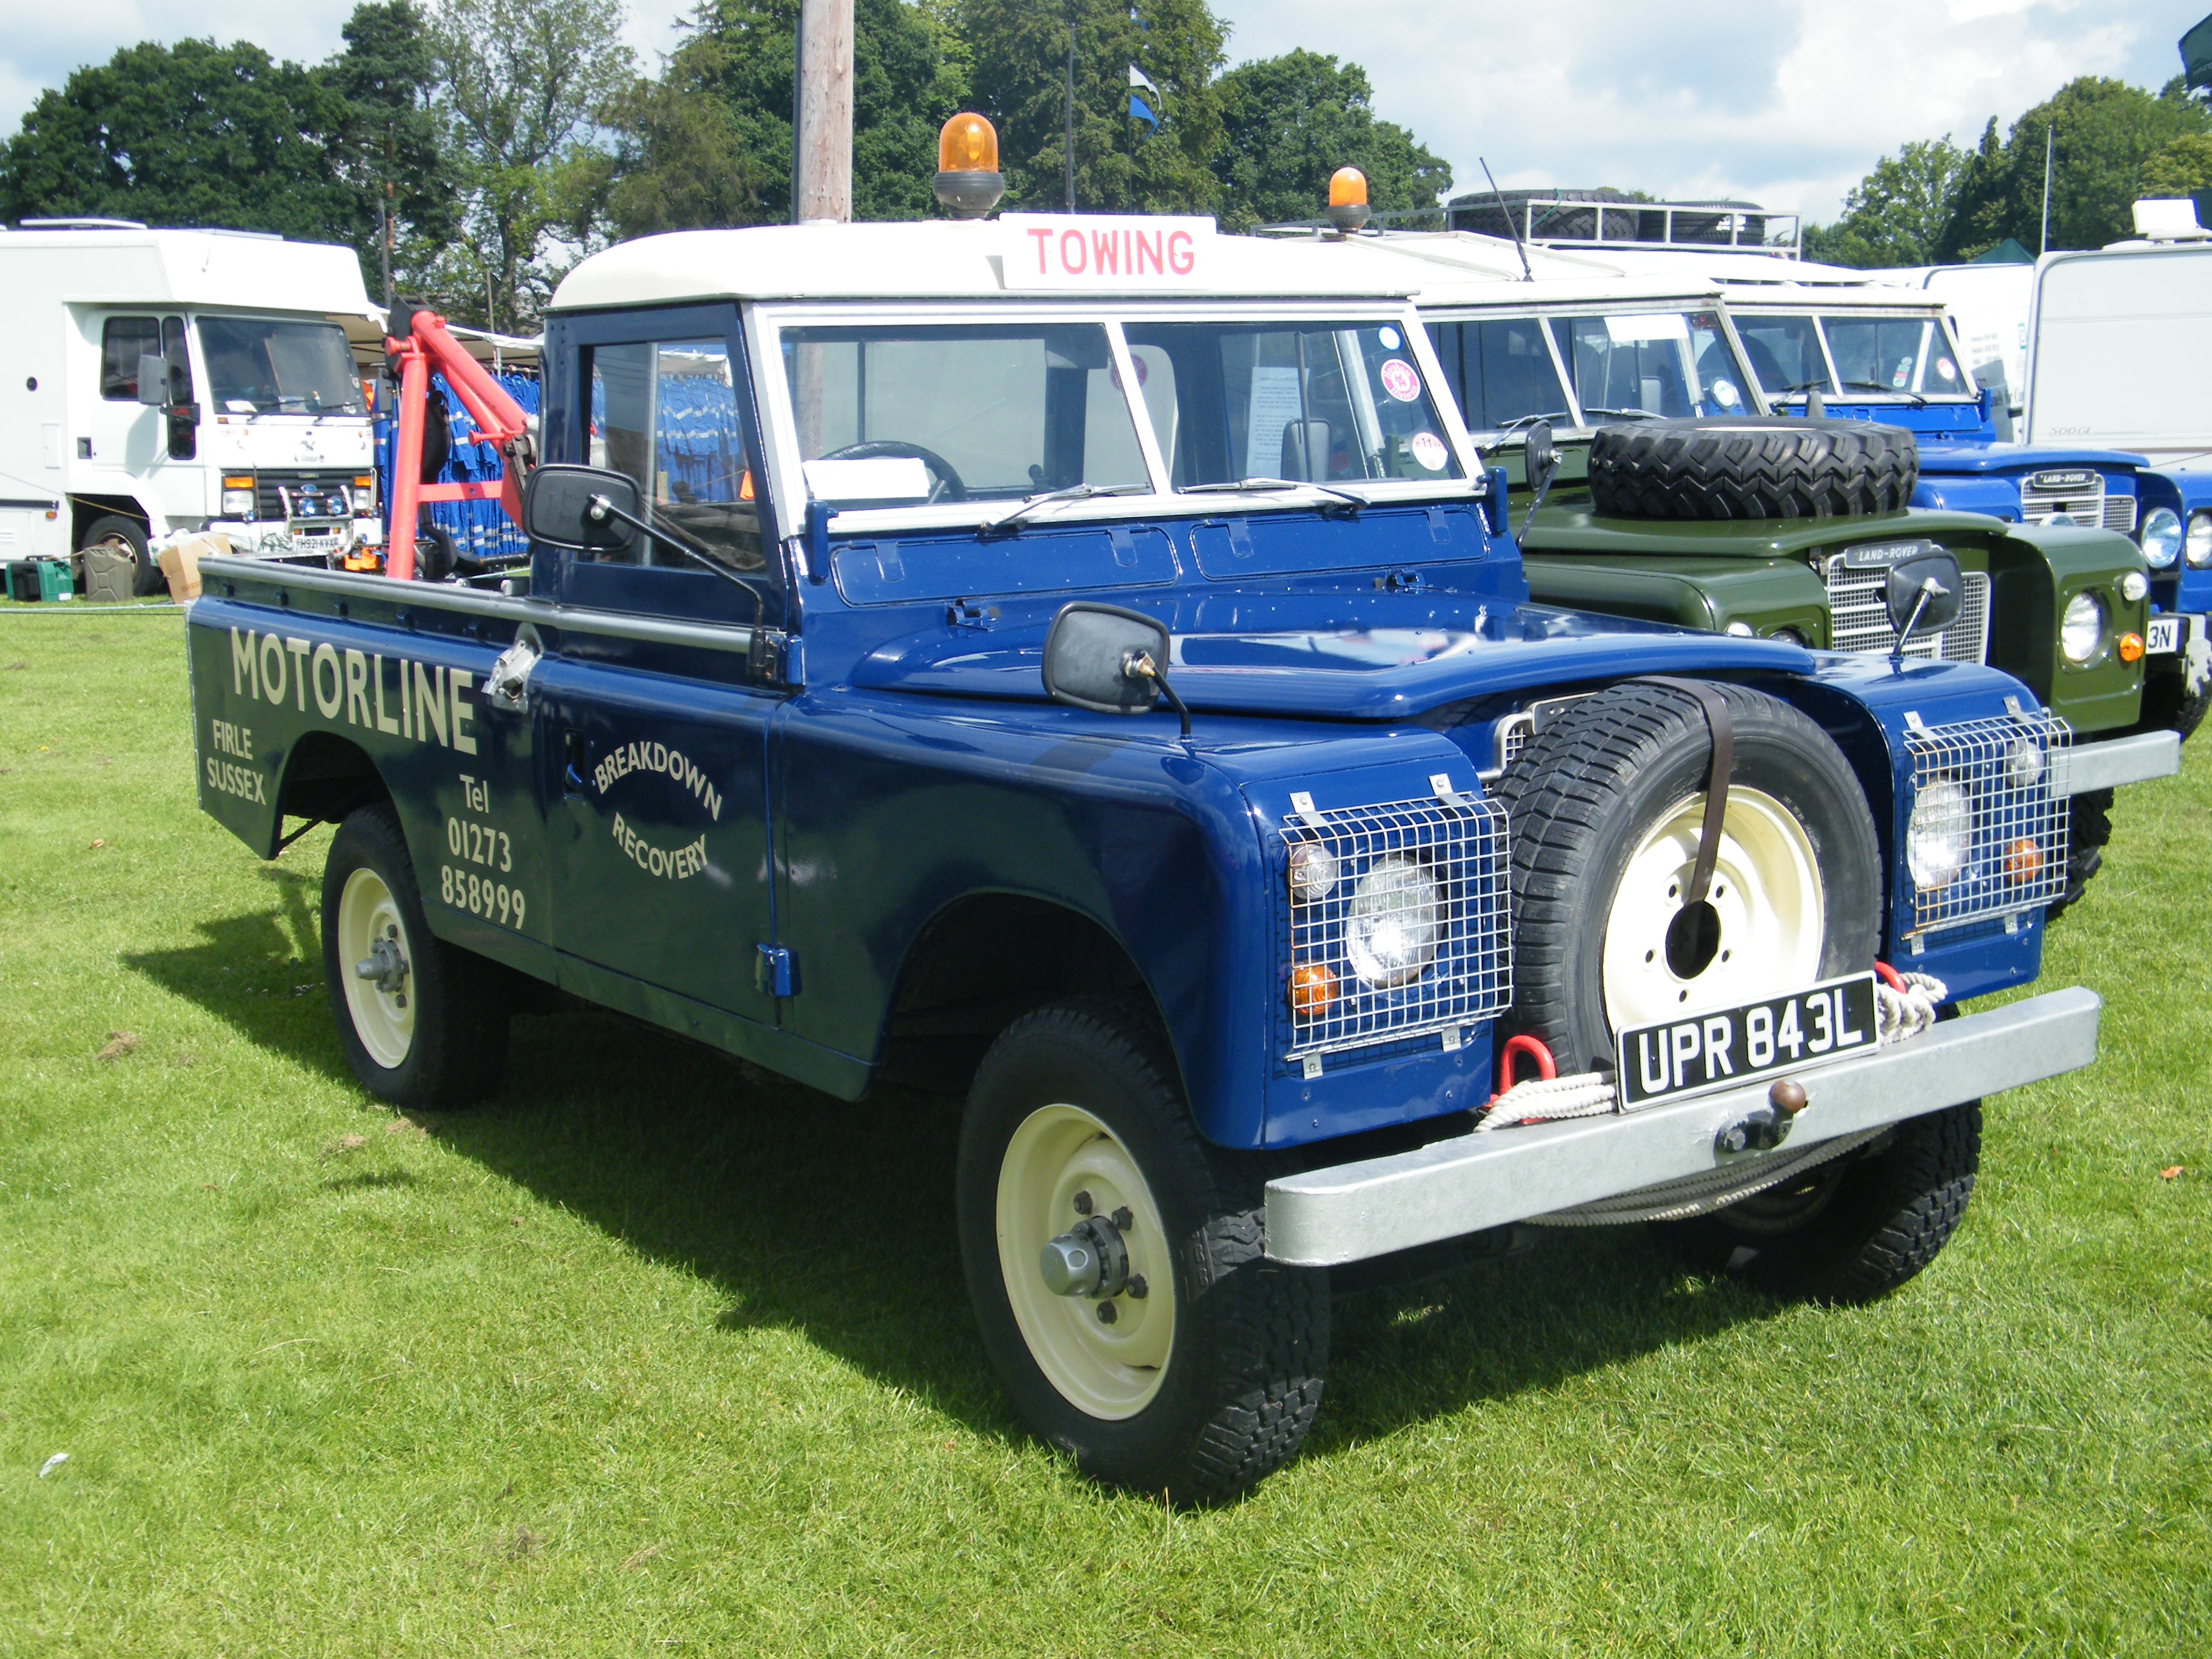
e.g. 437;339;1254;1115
755;943;797;998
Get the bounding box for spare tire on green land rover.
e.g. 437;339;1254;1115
1587;416;1918;520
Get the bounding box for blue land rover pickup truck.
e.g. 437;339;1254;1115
185;207;2102;1500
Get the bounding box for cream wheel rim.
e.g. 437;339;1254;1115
338;866;416;1070
1601;786;1824;1033
996;1104;1175;1419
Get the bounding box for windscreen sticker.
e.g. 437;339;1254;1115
1936;357;1959;383
1378;358;1422;403
1409;431;1449;471
1712;377;1741;407
1378;324;1403;349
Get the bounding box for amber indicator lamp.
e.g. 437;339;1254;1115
934;113;1005;219
1324;166;1371;234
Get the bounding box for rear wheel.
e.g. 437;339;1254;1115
1654;1102;1982;1302
1495;680;1882;1073
957;1000;1327;1503
321;802;509;1108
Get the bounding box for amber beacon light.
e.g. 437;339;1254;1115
934;113;1005;218
1324;166;1371;234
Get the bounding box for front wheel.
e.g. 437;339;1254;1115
321;803;509;1109
79;514;160;597
956;1000;1328;1503
1652;1101;1982;1302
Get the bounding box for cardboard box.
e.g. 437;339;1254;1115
157;533;227;603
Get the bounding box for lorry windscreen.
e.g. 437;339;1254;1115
1121;320;1464;486
199;317;366;416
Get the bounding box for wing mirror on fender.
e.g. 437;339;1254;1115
1885;550;1966;671
521;464;644;556
1519;419;1558;539
1042;602;1192;737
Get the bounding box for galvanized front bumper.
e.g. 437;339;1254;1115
2054;729;2181;795
1264;987;2101;1265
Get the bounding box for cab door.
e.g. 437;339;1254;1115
82;313;204;523
532;308;789;1025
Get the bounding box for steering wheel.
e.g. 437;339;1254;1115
820;440;969;503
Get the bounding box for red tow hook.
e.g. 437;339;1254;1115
1487;1033;1557;1108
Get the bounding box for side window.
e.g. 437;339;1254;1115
99;317;163;400
586;338;766;575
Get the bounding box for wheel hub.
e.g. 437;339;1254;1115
354;928;410;997
1040;1212;1131;1299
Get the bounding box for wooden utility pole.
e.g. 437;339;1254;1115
794;0;854;224
1065;18;1077;211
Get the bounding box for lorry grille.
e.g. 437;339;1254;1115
1823;557;1990;663
1281;793;1512;1059
253;471;357;523
2020;475;2104;525
1903;712;2070;938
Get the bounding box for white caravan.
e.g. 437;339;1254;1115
0;220;385;593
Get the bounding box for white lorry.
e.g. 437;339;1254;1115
0;220;386;594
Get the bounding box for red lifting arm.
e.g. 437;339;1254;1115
383;303;532;581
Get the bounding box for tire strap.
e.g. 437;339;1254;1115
1635;677;1734;907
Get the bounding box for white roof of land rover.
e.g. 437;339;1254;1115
551;218;1433;309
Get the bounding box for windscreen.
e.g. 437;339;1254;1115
1426;317;1573;433
1731;313;1830;400
779;321;1148;508
198;317;366;415
1821;314;1967;397
1547;311;1749;420
1120;320;1465;486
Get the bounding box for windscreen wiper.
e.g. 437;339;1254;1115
1838;380;1926;407
977;482;1142;540
1180;477;1366;516
1577;406;1661;421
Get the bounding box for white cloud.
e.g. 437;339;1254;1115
1209;0;2191;223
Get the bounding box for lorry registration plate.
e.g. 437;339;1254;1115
2147;615;2182;655
1617;972;1879;1109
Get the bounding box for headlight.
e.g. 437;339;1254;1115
1908;777;1971;890
2141;508;2182;569
2189;511;2212;568
220;489;253;517
2060;592;2106;665
1344;853;1441;988
354;473;378;515
2004;736;2043;789
2120;570;2149;603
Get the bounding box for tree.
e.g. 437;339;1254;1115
1210;49;1447;232
2141;130;2212;222
1804;138;1968;268
427;0;635;329
1937;76;2211;260
0;39;351;238
327;2;460;303
956;0;1227;214
603;0;967;237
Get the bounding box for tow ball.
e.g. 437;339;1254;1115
1715;1078;1809;1161
355;927;411;1002
1039;1193;1147;1310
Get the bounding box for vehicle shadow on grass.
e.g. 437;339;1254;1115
127;886;1785;1461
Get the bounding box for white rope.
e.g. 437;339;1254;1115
1875;972;1948;1045
1476;1069;1617;1131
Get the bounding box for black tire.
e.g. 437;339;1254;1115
1654;1101;1982;1303
321;802;509;1109
2140;669;2210;743
1493;680;1883;1074
80;514;160;597
1587;417;1919;520
2044;786;2112;922
956;999;1328;1503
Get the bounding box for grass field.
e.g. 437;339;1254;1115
1;607;2207;1657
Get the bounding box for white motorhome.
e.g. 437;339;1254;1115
0;220;386;592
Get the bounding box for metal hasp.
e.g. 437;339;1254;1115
1263;987;2101;1265
383;302;533;581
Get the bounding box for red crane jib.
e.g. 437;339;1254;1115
383;307;531;581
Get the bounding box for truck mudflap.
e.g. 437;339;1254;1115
1263;986;2101;1266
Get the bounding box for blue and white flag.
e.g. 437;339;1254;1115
1128;64;1159;96
1128;92;1161;133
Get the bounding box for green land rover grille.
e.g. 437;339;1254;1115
1825;556;1990;663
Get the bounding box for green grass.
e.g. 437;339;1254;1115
1;609;2207;1656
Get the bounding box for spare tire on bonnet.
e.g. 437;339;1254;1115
1587;417;1918;520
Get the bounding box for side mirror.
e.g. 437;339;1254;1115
1042;602;1190;735
1522;419;1558;491
136;355;168;407
523;463;642;555
1885;550;1965;664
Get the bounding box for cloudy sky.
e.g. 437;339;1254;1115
0;0;2197;223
